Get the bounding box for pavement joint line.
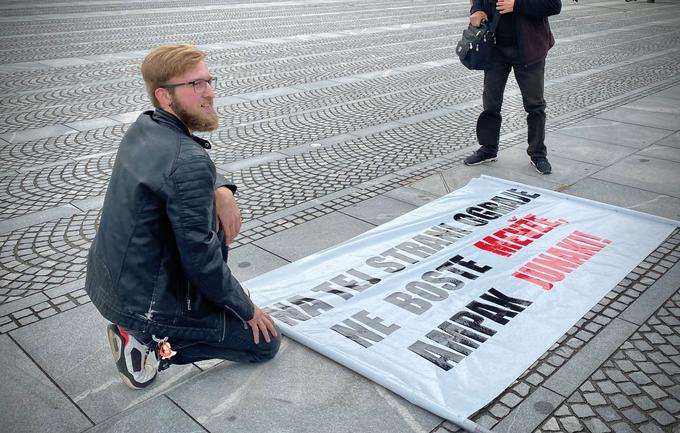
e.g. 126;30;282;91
42;278;86;300
0;205;79;235
0;293;50;318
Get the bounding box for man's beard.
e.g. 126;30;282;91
171;97;218;132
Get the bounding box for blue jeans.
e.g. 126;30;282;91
476;44;547;160
130;312;281;367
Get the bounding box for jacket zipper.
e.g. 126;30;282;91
224;305;248;330
186;281;192;311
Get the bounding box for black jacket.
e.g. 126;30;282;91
85;109;254;342
471;0;561;66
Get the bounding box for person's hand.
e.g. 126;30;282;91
215;186;241;245
469;11;488;27
247;305;278;344
497;0;515;14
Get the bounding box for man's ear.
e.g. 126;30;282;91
155;87;172;109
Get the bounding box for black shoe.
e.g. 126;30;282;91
531;158;552;175
464;149;497;166
107;324;159;389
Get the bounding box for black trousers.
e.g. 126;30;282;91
476;44;547;160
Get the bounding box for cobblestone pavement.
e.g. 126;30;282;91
0;1;679;432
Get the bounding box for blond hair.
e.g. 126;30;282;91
141;44;206;107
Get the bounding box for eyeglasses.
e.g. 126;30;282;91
160;77;217;93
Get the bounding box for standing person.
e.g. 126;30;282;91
86;44;280;389
463;0;562;174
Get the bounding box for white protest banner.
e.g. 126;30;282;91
244;175;677;430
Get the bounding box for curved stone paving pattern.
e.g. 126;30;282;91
0;210;98;302
0;125;127;173
1;49;679;221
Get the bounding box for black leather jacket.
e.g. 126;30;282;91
85;109;254;342
471;0;561;66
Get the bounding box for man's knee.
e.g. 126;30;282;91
252;332;282;362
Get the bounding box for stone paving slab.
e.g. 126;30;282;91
591;154;680;199
167;338;442;433
339;194;417;225
253;211;375;262
10;303;201;423
546;132;640;166
0;334;92;433
564;177;680;221
230;243;291;283
84;396;206;433
553;117;673;149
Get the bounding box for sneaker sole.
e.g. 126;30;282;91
464;157;497;166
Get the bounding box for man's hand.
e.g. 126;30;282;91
247;305;278;344
215;186;241;245
470;11;488;27
496;0;515;14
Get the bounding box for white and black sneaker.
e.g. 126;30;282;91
107;324;159;389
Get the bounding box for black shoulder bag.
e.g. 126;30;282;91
455;4;501;70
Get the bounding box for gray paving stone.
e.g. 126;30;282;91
0;334;92;433
492;387;564;433
608;422;636;433
572;403;595;418
339;194;417;225
659;398;680;414
633;395;658;411
591;154;680;199
639;423;666;433
65;117;121;132
555;117;672;149
595;405;622;423
10;303;200;423
230;243;289;283
0;125;78;144
583;418;611;433
467;145;579;186
0;292;48;317
383;186;439;207
168;339;441;433
622;406;648;424
611;393;634;409
253;211;374;262
561;416;583;433
546;132;638;166
544;318;638;397
0;205;79;235
409;172;451;196
597;106;680;132
85;396;205;433
621;263;680;325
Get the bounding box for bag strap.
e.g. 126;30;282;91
487;0;501;33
